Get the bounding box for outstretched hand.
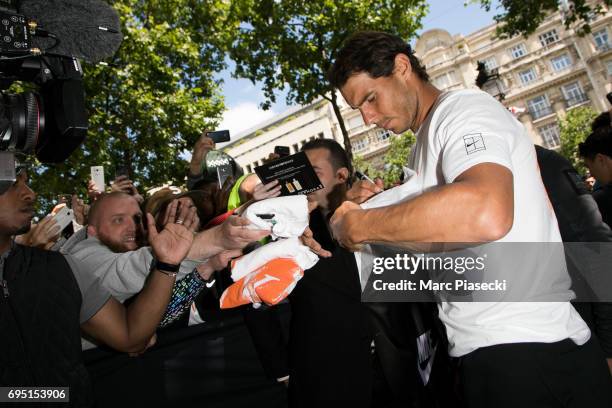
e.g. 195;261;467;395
217;215;270;250
148;200;197;265
252;180;282;201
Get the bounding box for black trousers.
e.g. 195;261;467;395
459;338;612;408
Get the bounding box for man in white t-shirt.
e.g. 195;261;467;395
327;31;612;407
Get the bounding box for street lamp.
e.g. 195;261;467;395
475;61;505;101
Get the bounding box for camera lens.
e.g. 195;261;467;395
0;91;43;154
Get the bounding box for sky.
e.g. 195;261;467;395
215;0;501;144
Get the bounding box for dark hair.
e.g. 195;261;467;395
328;31;429;89
147;190;214;231
579;126;612;160
592;111;611;132
301;138;352;176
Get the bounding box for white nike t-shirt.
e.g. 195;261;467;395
409;89;590;357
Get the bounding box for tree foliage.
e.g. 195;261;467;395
559;106;598;174
227;0;428;162
353;131;416;187
475;0;612;38
29;0;234;212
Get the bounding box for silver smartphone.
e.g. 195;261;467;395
90;165;105;192
52;206;75;231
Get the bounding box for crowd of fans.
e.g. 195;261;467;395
2;30;612;408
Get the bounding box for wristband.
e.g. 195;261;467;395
154;260;180;277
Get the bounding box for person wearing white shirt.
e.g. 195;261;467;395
328;30;612;408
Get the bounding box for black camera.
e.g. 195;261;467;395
0;4;87;164
0;0;122;193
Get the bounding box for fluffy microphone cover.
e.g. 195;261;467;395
19;0;123;62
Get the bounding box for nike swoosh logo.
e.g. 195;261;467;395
253;274;281;288
419;355;431;370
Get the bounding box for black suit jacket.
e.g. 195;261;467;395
244;209;457;408
244;208;373;408
536;145;612;357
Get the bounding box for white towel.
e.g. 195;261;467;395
231;237;319;281
357;168;423;288
243;195;310;240
360;168;420;210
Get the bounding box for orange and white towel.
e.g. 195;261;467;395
229;237;318;281
220;258;304;308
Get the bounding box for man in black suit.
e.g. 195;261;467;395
245;139;372;407
244;139;454;407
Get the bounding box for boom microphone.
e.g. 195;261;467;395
19;0;123;63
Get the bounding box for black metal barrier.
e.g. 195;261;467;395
83;308;288;408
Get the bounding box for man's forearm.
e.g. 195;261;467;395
350;179;512;245
187;225;224;260
123;270;176;349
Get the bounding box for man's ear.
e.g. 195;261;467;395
337;167;350;184
394;53;412;79
600;153;612;170
87;224;98;237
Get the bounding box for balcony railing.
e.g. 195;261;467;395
596;43;612;52
565;93;589;107
529;106;554;120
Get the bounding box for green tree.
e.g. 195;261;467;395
353;131;415;187
475;0;612;38
227;0;428;163
29;0;234;212
380;131;416;185
559;106;598;174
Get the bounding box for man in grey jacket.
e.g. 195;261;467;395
67;192;269;302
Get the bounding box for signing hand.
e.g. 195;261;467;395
148;200;197;265
346;179;383;204
329;201;363;252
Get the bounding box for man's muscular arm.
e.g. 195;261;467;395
330;163;514;250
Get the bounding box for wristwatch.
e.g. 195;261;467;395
154;260;180;277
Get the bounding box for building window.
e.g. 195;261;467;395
538;29;559;47
352;138;368;153
292;143;299;153
318;132;324;139
593;28;610;51
518;67;537;85
376;129;391;142
347;115;364;130
550;54;571;72
607;60;612;76
538;123;561;148
246;164;252;174
527;95;553;120
253;161;259;168
426;53;447;69
310;136;316;141
482;56;497;71
562;82;588;107
432;70;457;89
508;43;527;59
